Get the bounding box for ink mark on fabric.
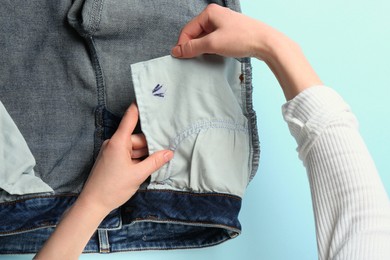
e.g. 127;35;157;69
154;93;165;97
152;84;163;94
152;84;166;97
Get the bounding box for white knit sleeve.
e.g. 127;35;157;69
282;86;390;260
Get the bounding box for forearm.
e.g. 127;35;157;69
35;198;108;260
283;87;390;259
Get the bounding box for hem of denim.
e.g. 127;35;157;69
0;232;235;254
122;189;242;231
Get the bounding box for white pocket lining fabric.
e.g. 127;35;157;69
132;55;252;197
0;101;53;196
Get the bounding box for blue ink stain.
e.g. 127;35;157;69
152;84;163;94
152;84;166;97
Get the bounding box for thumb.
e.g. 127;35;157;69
171;36;214;58
134;150;174;177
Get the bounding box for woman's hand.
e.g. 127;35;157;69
78;103;173;215
131;133;149;159
35;103;173;260
171;3;277;60
172;4;323;100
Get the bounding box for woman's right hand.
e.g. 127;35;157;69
171;4;323;100
171;3;284;61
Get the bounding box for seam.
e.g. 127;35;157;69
131;218;240;232
136;189;241;200
0;193;77;206
87;36;106;157
241;60;252;180
169;119;248;151
242;58;260;182
164;119;249;184
87;37;105;106
0;224;57;236
87;0;104;36
82;236;234;252
93;105;105;159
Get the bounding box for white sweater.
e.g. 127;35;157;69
282;86;390;260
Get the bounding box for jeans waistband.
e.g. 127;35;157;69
0;189;242;253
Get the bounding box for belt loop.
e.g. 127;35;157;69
98;229;110;253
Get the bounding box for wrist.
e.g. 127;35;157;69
35;192;109;259
256;30;322;100
74;193;112;220
251;22;296;62
257;29;300;66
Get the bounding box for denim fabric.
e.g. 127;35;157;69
67;0;230;116
0;1;97;202
0;0;259;254
0;191;241;253
0;195;121;235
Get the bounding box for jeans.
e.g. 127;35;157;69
0;0;259;253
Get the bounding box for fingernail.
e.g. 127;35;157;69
163;150;174;162
171;45;182;57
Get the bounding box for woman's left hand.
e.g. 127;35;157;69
78;103;174;215
35;103;173;260
131;133;149;159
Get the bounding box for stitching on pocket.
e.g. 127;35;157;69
168;119;248;151
156;119;249;184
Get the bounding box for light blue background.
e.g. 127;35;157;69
4;1;390;259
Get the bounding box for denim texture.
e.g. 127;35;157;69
0;1;96;202
0;0;259;254
0;191;241;253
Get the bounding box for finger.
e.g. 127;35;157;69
133;150;174;178
114;103;139;141
171;7;215;58
176;8;212;45
172;35;216;58
131;148;149;159
131;133;147;150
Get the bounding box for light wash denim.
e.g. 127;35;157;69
0;0;259;253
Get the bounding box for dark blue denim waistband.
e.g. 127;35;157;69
0;190;241;253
